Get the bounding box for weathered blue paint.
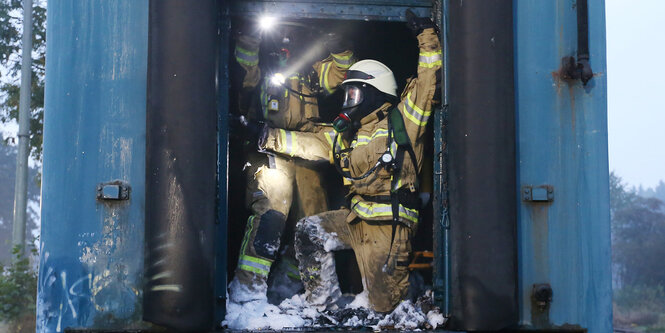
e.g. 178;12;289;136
38;1;149;332
37;0;614;331
515;0;612;332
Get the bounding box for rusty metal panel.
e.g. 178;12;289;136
37;1;149;331
515;0;612;332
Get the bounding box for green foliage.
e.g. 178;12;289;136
614;285;665;330
610;171;638;215
615;284;665;310
0;0;46;161
638;181;665;209
612;194;665;287
0;245;37;331
611;172;665;331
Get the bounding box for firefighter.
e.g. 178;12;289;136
228;23;355;304
258;14;441;312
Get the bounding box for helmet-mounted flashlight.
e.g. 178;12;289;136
270;73;286;86
258;16;277;31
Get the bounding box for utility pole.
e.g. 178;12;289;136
12;0;33;259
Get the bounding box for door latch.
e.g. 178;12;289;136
96;181;130;201
522;185;554;202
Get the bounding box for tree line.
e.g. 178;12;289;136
610;172;665;329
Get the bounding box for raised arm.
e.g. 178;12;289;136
395;27;442;169
234;34;262;89
313;34;355;95
261;127;337;163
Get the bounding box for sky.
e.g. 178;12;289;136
606;0;665;189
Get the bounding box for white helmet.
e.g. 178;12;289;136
342;59;397;97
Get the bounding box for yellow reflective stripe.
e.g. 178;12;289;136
278;129;297;156
320;62;334;94
285;260;301;280
239;265;268;276
240;254;272;267
239;254;272;277
235;46;259;66
418;61;442;68
372;129;389;138
240;215;255;255
332;53;353;68
236;46;258;56
279;129;288;153
324;131;335;147
395;177;403;191
350;198;419;224
418;50;442;68
335;133;346;149
403;93;432;127
355;128;389;147
354;138;368;147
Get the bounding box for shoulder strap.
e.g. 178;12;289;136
389;107;420;188
384;107;423;272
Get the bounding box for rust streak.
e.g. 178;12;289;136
569;84;576;131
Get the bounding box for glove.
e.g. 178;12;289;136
323;33;350;54
405;9;437;35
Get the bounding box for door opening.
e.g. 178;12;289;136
221;15;439;330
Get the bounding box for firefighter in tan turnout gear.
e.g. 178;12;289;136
260;16;442;312
228;25;355;303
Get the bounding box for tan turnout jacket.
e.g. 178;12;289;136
234;34;354;132
262;28;442;228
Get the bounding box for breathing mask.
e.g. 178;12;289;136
333;83;389;132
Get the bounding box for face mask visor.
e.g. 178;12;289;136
342;85;364;109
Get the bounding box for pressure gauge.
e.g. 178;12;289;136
381;152;393;164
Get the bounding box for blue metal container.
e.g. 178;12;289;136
36;0;612;332
514;0;612;332
37;1;149;331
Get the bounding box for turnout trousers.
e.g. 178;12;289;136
230;152;328;302
295;208;413;312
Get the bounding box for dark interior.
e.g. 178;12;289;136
225;17;435;298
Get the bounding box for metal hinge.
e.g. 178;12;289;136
96;181;130;201
522;185;554;202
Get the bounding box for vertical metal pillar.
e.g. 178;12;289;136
144;1;218;331
214;2;231;329
11;0;33;258
446;0;518;330
515;1;611;331
38;1;149;330
432;0;451;318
